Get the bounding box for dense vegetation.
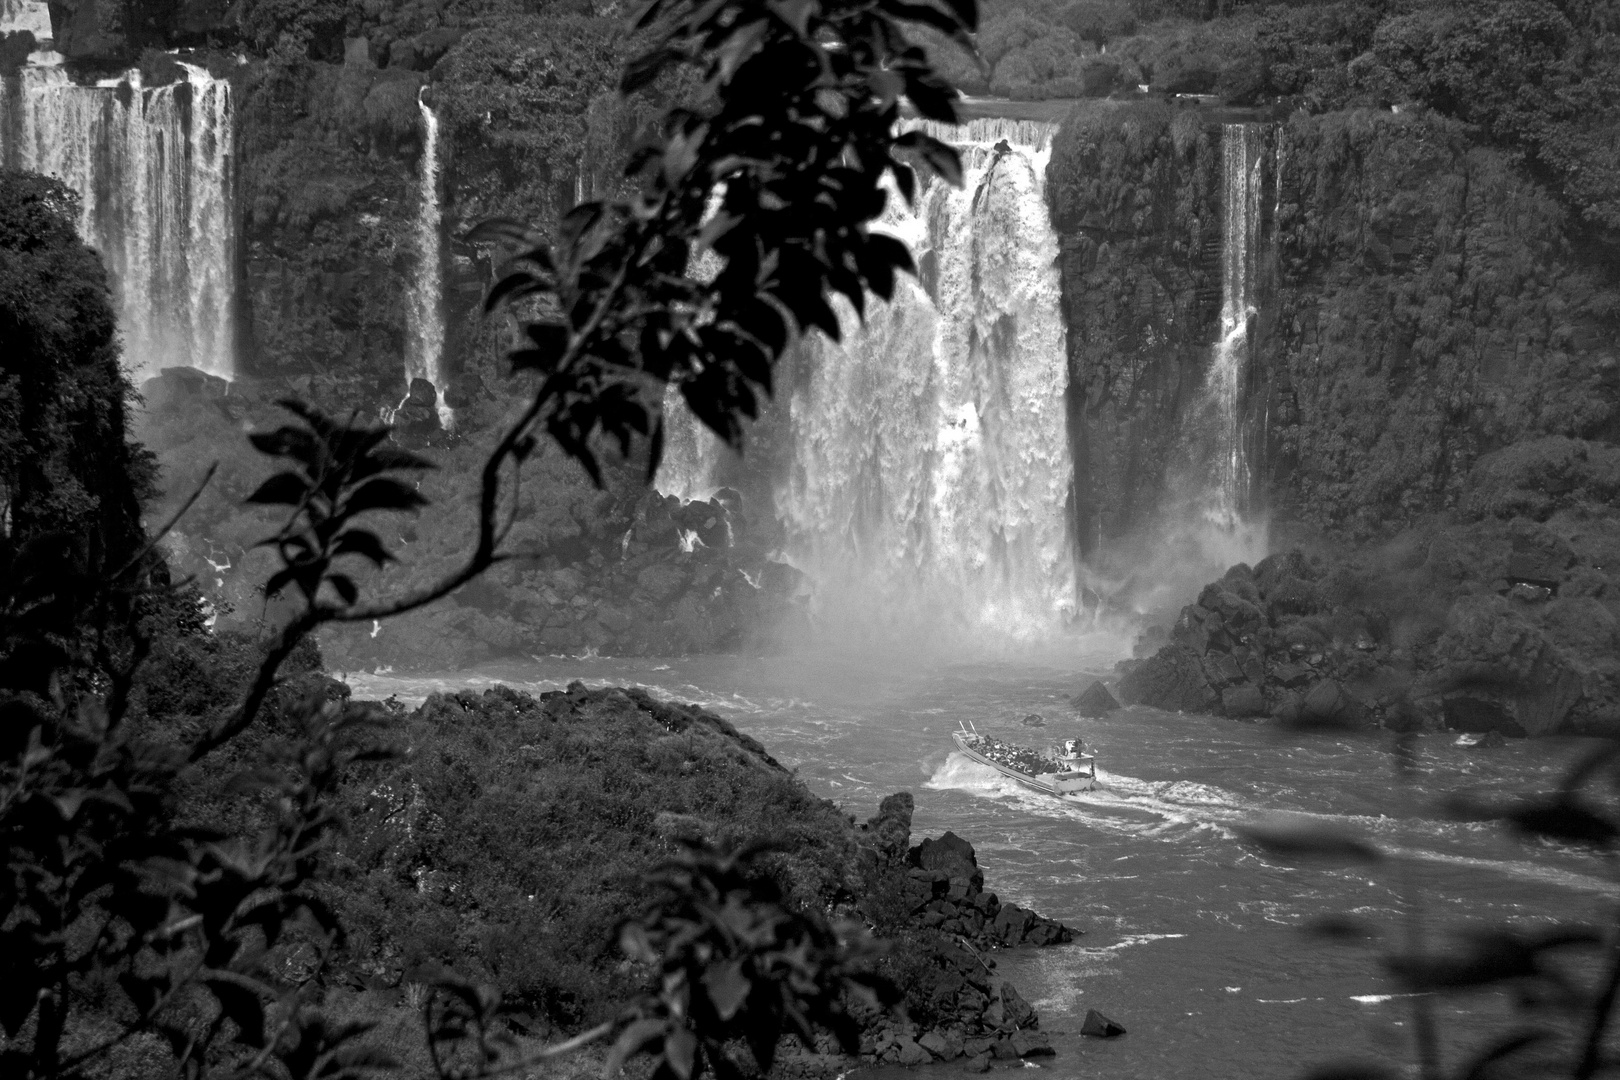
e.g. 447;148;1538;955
0;0;1009;1074
0;171;152;568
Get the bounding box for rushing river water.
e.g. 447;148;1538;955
343;651;1615;1078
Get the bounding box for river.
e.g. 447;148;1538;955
343;649;1614;1078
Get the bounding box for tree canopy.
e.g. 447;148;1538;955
0;170;151;568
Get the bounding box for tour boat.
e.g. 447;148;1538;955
952;722;1097;795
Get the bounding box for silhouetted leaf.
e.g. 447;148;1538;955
1506;800;1619;847
512;323;571;374
1458;1030;1549;1080
366;447;435;472
703;960;751;1020
246;472;311;507
333;530;394;567
1238;819;1383;865
1300;1065;1396;1080
249;427;320;466
327;574;358;606
605;1018;667;1077
464;218;550;251
208;976;267;1048
484;271;551;313
1386;927;1599;992
1303;914;1379;942
343;478;426;516
665;1026;698;1079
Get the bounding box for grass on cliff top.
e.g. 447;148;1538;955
322;683;862;1034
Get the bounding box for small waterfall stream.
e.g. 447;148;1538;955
0;56;236;381
1191;122;1264;522
405;89;451;428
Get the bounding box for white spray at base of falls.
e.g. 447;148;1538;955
406;89;452;429
0;59;236;382
719;118;1073;647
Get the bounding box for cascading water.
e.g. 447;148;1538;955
1190;122;1264;523
1081;123;1271;623
405;89;452;428
0;0;51;39
662;119;1075;644
0;59;236;381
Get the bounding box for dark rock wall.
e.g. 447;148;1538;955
1044;102;1228;557
1259;110;1620;535
1049;102;1620;546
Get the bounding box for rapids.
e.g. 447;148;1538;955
345;653;1610;1078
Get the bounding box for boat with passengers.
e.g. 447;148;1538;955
951;721;1097;795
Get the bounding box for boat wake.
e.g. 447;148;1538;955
926;754;1620;896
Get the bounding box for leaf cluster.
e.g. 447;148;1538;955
248;400;433;609
608;842;897;1080
475;0;976;486
1245;738;1620;1080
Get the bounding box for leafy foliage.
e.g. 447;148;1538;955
248;399;434;607
1245;735;1620;1080
475;0;976;484
610;843;894;1080
7;0;985;1074
0;170;152;570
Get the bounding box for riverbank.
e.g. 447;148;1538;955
309;681;1078;1075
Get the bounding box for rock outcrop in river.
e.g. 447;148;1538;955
1119;503;1620;737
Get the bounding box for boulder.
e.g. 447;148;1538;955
997;982;1035;1029
1021;712;1046;727
918;1031;953;1058
1081;1009;1126;1037
861;792;914;864
962;1051;992;1072
394;377;442;440
895;1038;931;1066
1301;679;1347;723
1117;644;1217;713
1221;683;1267;718
1010;1031;1054;1057
1072;680;1121;716
1505;521;1574;588
910;831;983;889
1428;595;1583;736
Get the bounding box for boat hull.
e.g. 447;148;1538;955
952;732;1096;794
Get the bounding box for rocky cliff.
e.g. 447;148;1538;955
1048;101;1620;545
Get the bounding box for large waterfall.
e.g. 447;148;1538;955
0;58;236;381
406;90;451;427
662;119;1076;645
0;0;50;39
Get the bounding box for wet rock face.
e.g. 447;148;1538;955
1048;105;1620;550
1118;514;1620;737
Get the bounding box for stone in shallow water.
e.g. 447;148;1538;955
1071;680;1120;716
1081;1008;1126;1037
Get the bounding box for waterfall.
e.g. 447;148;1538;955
0;0;50;39
0;59;236;382
405;89;451;428
662;119;1075;643
1192;122;1264;522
